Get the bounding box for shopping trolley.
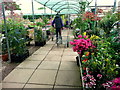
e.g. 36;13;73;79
56;28;70;48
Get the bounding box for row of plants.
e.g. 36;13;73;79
70;32;120;89
70;7;120;89
1;18;29;62
1;11;51;62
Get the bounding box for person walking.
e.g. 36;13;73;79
52;14;63;43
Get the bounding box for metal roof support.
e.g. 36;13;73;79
51;0;78;10
2;2;11;63
54;4;80;11
35;0;57;13
44;0;50;15
57;8;80;14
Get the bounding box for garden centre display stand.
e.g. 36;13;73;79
78;54;85;89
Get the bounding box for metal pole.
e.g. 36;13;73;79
44;5;46;15
31;0;34;19
113;0;116;13
31;0;36;43
2;2;11;63
94;0;97;34
51;8;52;18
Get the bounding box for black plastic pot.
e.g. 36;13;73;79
11;50;29;63
35;40;46;46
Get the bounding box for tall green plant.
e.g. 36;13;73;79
98;12;118;35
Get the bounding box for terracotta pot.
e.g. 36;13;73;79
0;54;8;61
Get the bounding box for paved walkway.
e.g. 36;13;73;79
2;30;82;89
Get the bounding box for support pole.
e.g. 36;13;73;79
113;0;116;13
32;0;35;23
94;0;97;34
51;8;52;18
31;0;35;43
2;2;11;63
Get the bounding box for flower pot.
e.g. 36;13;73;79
11;50;29;63
0;54;8;61
35;40;46;46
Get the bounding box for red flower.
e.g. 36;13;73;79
83;59;88;62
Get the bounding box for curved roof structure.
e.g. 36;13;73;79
35;0;91;14
35;0;119;14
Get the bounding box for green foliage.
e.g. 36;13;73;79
34;27;44;42
98;12;118;35
2;19;28;55
73;16;88;33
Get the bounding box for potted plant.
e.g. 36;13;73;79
0;36;8;61
2;19;29;62
34;27;46;46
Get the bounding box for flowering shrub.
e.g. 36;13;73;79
83;12;101;21
102;77;120;89
70;35;96;54
82;74;103;88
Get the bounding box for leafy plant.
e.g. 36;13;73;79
98;12;118;35
2;19;28;55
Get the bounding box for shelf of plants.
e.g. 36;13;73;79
70;10;120;89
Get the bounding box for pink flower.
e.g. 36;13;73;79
97;74;102;79
78;35;82;38
84;35;87;38
112;77;120;84
69;41;74;45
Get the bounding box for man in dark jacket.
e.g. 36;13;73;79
52;14;63;43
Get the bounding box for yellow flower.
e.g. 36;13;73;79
83;32;86;36
90;35;100;40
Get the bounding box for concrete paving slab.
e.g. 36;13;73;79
51;47;64;51
2;83;24;88
26;55;46;61
28;70;57;85
46;41;55;45
39;47;52;51
33;50;49;55
38;61;60;70
48;51;63;56
16;61;42;69
59;61;79;71
55;70;81;87
24;84;53;88
64;48;73;51
3;69;34;83
45;55;61;61
63;51;77;56
62;56;76;61
44;44;54;48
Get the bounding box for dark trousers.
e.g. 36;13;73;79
56;28;62;39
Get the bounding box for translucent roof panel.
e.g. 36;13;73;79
35;0;82;14
35;0;119;14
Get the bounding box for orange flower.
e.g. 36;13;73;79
85;52;90;56
83;59;88;62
